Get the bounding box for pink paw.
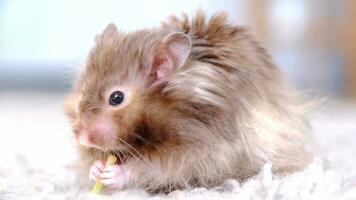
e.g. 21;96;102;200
89;160;129;188
89;160;105;182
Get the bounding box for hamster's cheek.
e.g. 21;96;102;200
64;94;81;122
109;114;131;141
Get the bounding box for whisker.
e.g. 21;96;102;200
117;142;146;165
130;132;164;158
116;136;147;160
113;148;124;165
110;134;146;163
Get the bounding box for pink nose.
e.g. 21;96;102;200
78;117;115;148
79;131;103;146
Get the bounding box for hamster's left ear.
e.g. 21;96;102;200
146;32;191;87
100;23;118;46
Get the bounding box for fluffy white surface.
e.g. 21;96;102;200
0;93;356;200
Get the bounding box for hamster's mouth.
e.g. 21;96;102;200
77;130;119;151
78;136;118;152
80;142;114;152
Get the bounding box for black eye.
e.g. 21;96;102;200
109;91;124;106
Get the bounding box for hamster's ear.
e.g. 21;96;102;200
101;23;118;46
146;32;191;87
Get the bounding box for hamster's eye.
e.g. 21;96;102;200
109;91;124;106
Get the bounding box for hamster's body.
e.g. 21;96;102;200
65;11;311;192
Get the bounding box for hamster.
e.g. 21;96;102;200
64;11;312;192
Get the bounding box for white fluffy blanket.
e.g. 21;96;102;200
0;93;355;200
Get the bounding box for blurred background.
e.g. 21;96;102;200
0;1;356;197
0;0;355;98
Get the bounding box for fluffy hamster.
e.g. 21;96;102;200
64;11;312;192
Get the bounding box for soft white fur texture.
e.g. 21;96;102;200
0;93;355;200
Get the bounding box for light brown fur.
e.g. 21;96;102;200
64;11;312;192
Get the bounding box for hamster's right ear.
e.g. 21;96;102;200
100;23;118;46
146;32;191;88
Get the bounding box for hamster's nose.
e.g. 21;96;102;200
78;116;116;149
78;131;103;147
79;133;91;146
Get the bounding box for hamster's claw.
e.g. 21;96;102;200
89;160;105;182
99;164;129;188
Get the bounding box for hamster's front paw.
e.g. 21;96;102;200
89;160;105;182
98;164;130;189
